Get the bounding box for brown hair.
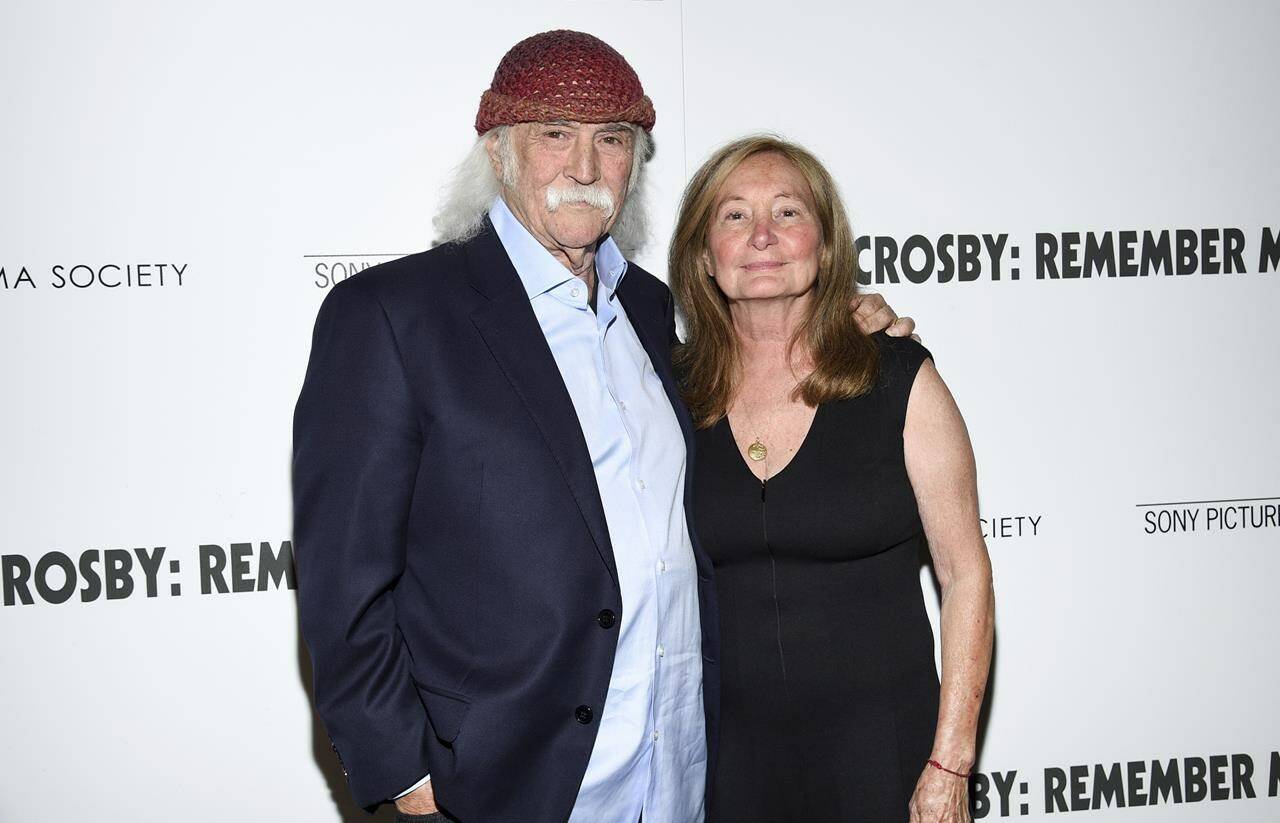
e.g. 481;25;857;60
669;135;879;428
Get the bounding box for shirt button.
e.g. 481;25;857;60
636;479;646;490
618;400;627;412
657;644;665;658
653;730;660;742
659;559;667;572
570;287;581;299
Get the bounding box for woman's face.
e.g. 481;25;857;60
704;152;823;305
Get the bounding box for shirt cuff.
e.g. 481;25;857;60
394;773;431;799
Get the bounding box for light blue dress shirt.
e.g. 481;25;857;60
488;197;707;822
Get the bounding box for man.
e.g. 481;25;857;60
293;30;913;822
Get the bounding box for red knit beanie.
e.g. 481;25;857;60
475;30;655;134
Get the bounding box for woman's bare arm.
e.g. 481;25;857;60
903;359;995;821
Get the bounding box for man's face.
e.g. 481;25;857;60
490;120;636;255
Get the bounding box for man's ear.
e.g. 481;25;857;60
485;131;505;181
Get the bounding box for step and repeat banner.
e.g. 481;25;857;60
2;1;1276;821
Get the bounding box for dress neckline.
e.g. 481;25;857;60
719;402;824;486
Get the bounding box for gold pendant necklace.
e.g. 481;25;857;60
736;369;806;472
736;395;773;463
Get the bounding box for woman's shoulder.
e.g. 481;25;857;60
859;332;936;428
871;330;934;376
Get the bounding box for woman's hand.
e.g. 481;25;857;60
908;764;971;822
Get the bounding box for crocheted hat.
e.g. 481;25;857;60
475;30;655;134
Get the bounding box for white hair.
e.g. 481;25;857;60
432;125;653;256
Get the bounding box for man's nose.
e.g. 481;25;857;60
565;136;601;185
750;215;777;250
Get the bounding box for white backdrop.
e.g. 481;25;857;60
2;1;1277;821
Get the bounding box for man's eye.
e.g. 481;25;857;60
545;130;566;139
601;135;621;145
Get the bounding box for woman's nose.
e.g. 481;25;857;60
750;215;777;250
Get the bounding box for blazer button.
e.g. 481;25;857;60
575;705;594;724
597;609;616;629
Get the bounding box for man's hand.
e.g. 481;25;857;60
395;781;439;815
852;292;917;339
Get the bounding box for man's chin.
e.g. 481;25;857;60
548;219;612;250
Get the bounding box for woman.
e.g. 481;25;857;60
670;136;995;823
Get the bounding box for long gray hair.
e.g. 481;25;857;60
431;125;653;256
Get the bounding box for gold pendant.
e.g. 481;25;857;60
747;439;768;462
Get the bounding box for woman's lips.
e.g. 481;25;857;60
742;261;786;271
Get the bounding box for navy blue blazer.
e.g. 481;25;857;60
292;221;721;820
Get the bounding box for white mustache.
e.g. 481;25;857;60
545;184;616;217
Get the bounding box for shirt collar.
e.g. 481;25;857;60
488;196;628;300
594;226;628;296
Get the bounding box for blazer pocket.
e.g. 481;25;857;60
414;680;472;744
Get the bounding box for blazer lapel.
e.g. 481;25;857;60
465;223;618;582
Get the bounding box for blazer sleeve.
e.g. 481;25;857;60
292;280;430;809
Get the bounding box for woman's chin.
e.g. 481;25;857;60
740;280;796;300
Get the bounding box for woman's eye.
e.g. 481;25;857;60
779;208;799;218
725;211;745;221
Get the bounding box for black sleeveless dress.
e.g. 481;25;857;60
694;333;940;823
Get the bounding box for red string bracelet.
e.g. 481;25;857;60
927;759;971;778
